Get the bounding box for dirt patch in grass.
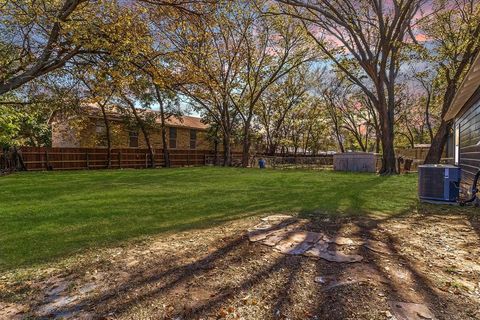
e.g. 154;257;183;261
1;209;480;320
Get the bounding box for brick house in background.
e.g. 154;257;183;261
49;104;213;150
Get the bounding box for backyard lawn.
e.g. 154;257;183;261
0;167;417;271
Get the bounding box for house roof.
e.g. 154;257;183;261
163;115;208;130
444;53;480;121
51;103;209;131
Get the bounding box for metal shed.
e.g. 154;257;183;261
333;152;377;173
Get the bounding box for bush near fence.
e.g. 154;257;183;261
251;155;334;169
395;147;450;172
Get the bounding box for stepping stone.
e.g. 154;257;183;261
274;231;323;255
304;242;363;262
330;236;356;246
250;222;273;230
389;301;436;320
248;222;295;242
248;218;302;242
249;219;363;262
248;224;277;242
303;241;329;257
261;215;293;222
248;229;275;242
262;228;294;246
364;240;393;255
316;250;363;263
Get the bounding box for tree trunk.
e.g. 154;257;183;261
424;120;451;164
335;131;345;153
11;147;26;171
425;33;480;162
99;104;112;168
265;126;273;155
425;95;434;143
378;106;397;174
155;85;170;167
214;138;219;166
241;139;250;167
160;124;170;167
241;123;251;167
352;131;366;152
304;126;312;155
425;79;458;164
158;111;170;168
126;100;155;168
268;142;277;156
223;132;232;166
380;134;396;174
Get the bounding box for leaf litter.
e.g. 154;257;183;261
1;211;479;319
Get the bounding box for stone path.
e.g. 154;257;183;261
248;215;365;263
249;215;437;319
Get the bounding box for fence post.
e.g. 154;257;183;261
86;151;89;169
45;150;51;170
118;151;121;168
59;148;62;170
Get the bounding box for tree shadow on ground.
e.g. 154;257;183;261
24;205;480;320
40;219;301;318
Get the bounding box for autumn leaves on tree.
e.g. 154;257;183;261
1;0;480;172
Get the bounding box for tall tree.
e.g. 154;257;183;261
164;1;245;166
318;76;347;153
117;78;158;168
227;3;314;166
130;53;183;168
259;67;310;155
421;0;480;163
153;86;182;168
276;0;425;173
71;59;118;167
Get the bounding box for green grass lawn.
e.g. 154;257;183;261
0;167;418;271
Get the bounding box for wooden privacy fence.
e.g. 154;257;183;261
18;147;242;171
15;147;454;173
16;147;334;171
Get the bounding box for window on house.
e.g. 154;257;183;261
95;120;107;147
190;129;197;149
454;122;460;165
129;131;139;148
95;120;106;133
169;127;177;149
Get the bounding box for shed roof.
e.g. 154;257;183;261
444;53;480;121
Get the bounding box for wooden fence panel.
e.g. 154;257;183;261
19;147;218;171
